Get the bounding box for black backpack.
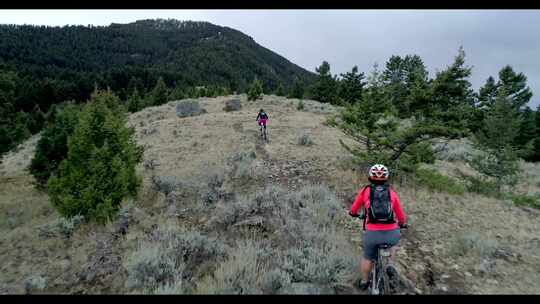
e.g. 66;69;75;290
366;183;395;224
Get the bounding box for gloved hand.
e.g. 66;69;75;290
399;223;408;229
349;211;359;218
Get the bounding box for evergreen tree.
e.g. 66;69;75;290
339;54;470;176
275;83;285;96
425;47;475;133
532;104;540;162
477;76;498;109
382;55;429;118
516;106;537;160
498;65;532;111
310;61;339;104
29;103;81;189
150;77;168;106
247;77;263;101
48;90;143;223
289;78;304;99
470;87;520;191
127;87;142;113
338;66;366;105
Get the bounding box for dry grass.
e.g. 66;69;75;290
1;94;539;294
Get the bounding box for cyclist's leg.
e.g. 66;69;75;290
361;230;378;283
385;229;401;265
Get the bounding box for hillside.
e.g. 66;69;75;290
1;95;539;294
0;18;318;159
0;19;316;97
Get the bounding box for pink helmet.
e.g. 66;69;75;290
368;164;389;181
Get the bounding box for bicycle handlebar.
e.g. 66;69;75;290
349;211;409;229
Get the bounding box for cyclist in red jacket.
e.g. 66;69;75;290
349;164;407;290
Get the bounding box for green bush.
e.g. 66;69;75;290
47;90;143;223
297;132;313;146
29;102;81;189
297;100;305;110
458;173;500;197
414;167;466;195
247;78;263;101
508;193;540;209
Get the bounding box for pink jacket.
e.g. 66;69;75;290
350;185;406;231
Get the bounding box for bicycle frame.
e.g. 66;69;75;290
258;122;267;141
370;246;392;295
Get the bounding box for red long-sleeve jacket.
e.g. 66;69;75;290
350;185;406;231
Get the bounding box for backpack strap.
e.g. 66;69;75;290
359;184;371;231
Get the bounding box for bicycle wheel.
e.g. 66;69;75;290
378;250;391;294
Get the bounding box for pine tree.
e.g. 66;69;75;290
339;54;470;176
470;87;520;192
516;106;537;160
289;78;304;99
151;76;168;106
310;61;338;104
338;66;366;105
477;76;498;109
247;77;263;101
127;87;142;113
533;105;540;162
275;83;285;96
382;55;429;118
425;47;475;133
29;103;81;188
47;90;143;223
498;65;532;111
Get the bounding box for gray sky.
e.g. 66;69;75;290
1;9;539;108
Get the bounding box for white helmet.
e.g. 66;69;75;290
368;164;389;181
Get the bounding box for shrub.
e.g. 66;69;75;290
414;167;465;195
57;214;85;238
124;245;179;291
457;172;499;197
508;193;540;209
297;132;313;146
247;78;263;101
452;232;498;258
227;150;256;181
433;138;476;162
195;240;267;294
176;100;204;118
281;232;356;286
223;99;242;112
153;275;188;294
261;269;292;294
125;228;228;292
29;103;81;189
297;100;305;110
323;115;338;127
199;168;226;205
47;90;143;223
37;214;85;239
24;275;47;294
152;176;183;196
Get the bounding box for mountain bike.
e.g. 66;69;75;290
258;121;268;142
355;212;408;295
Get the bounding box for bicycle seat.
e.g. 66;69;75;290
378;243;393;249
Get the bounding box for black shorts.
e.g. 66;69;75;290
362;229;401;261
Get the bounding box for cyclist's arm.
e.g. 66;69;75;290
350;187;367;216
391;191;406;225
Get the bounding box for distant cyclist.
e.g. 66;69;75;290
349;164;407;290
256;109;269;138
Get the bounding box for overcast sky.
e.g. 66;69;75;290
1;9;539;108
